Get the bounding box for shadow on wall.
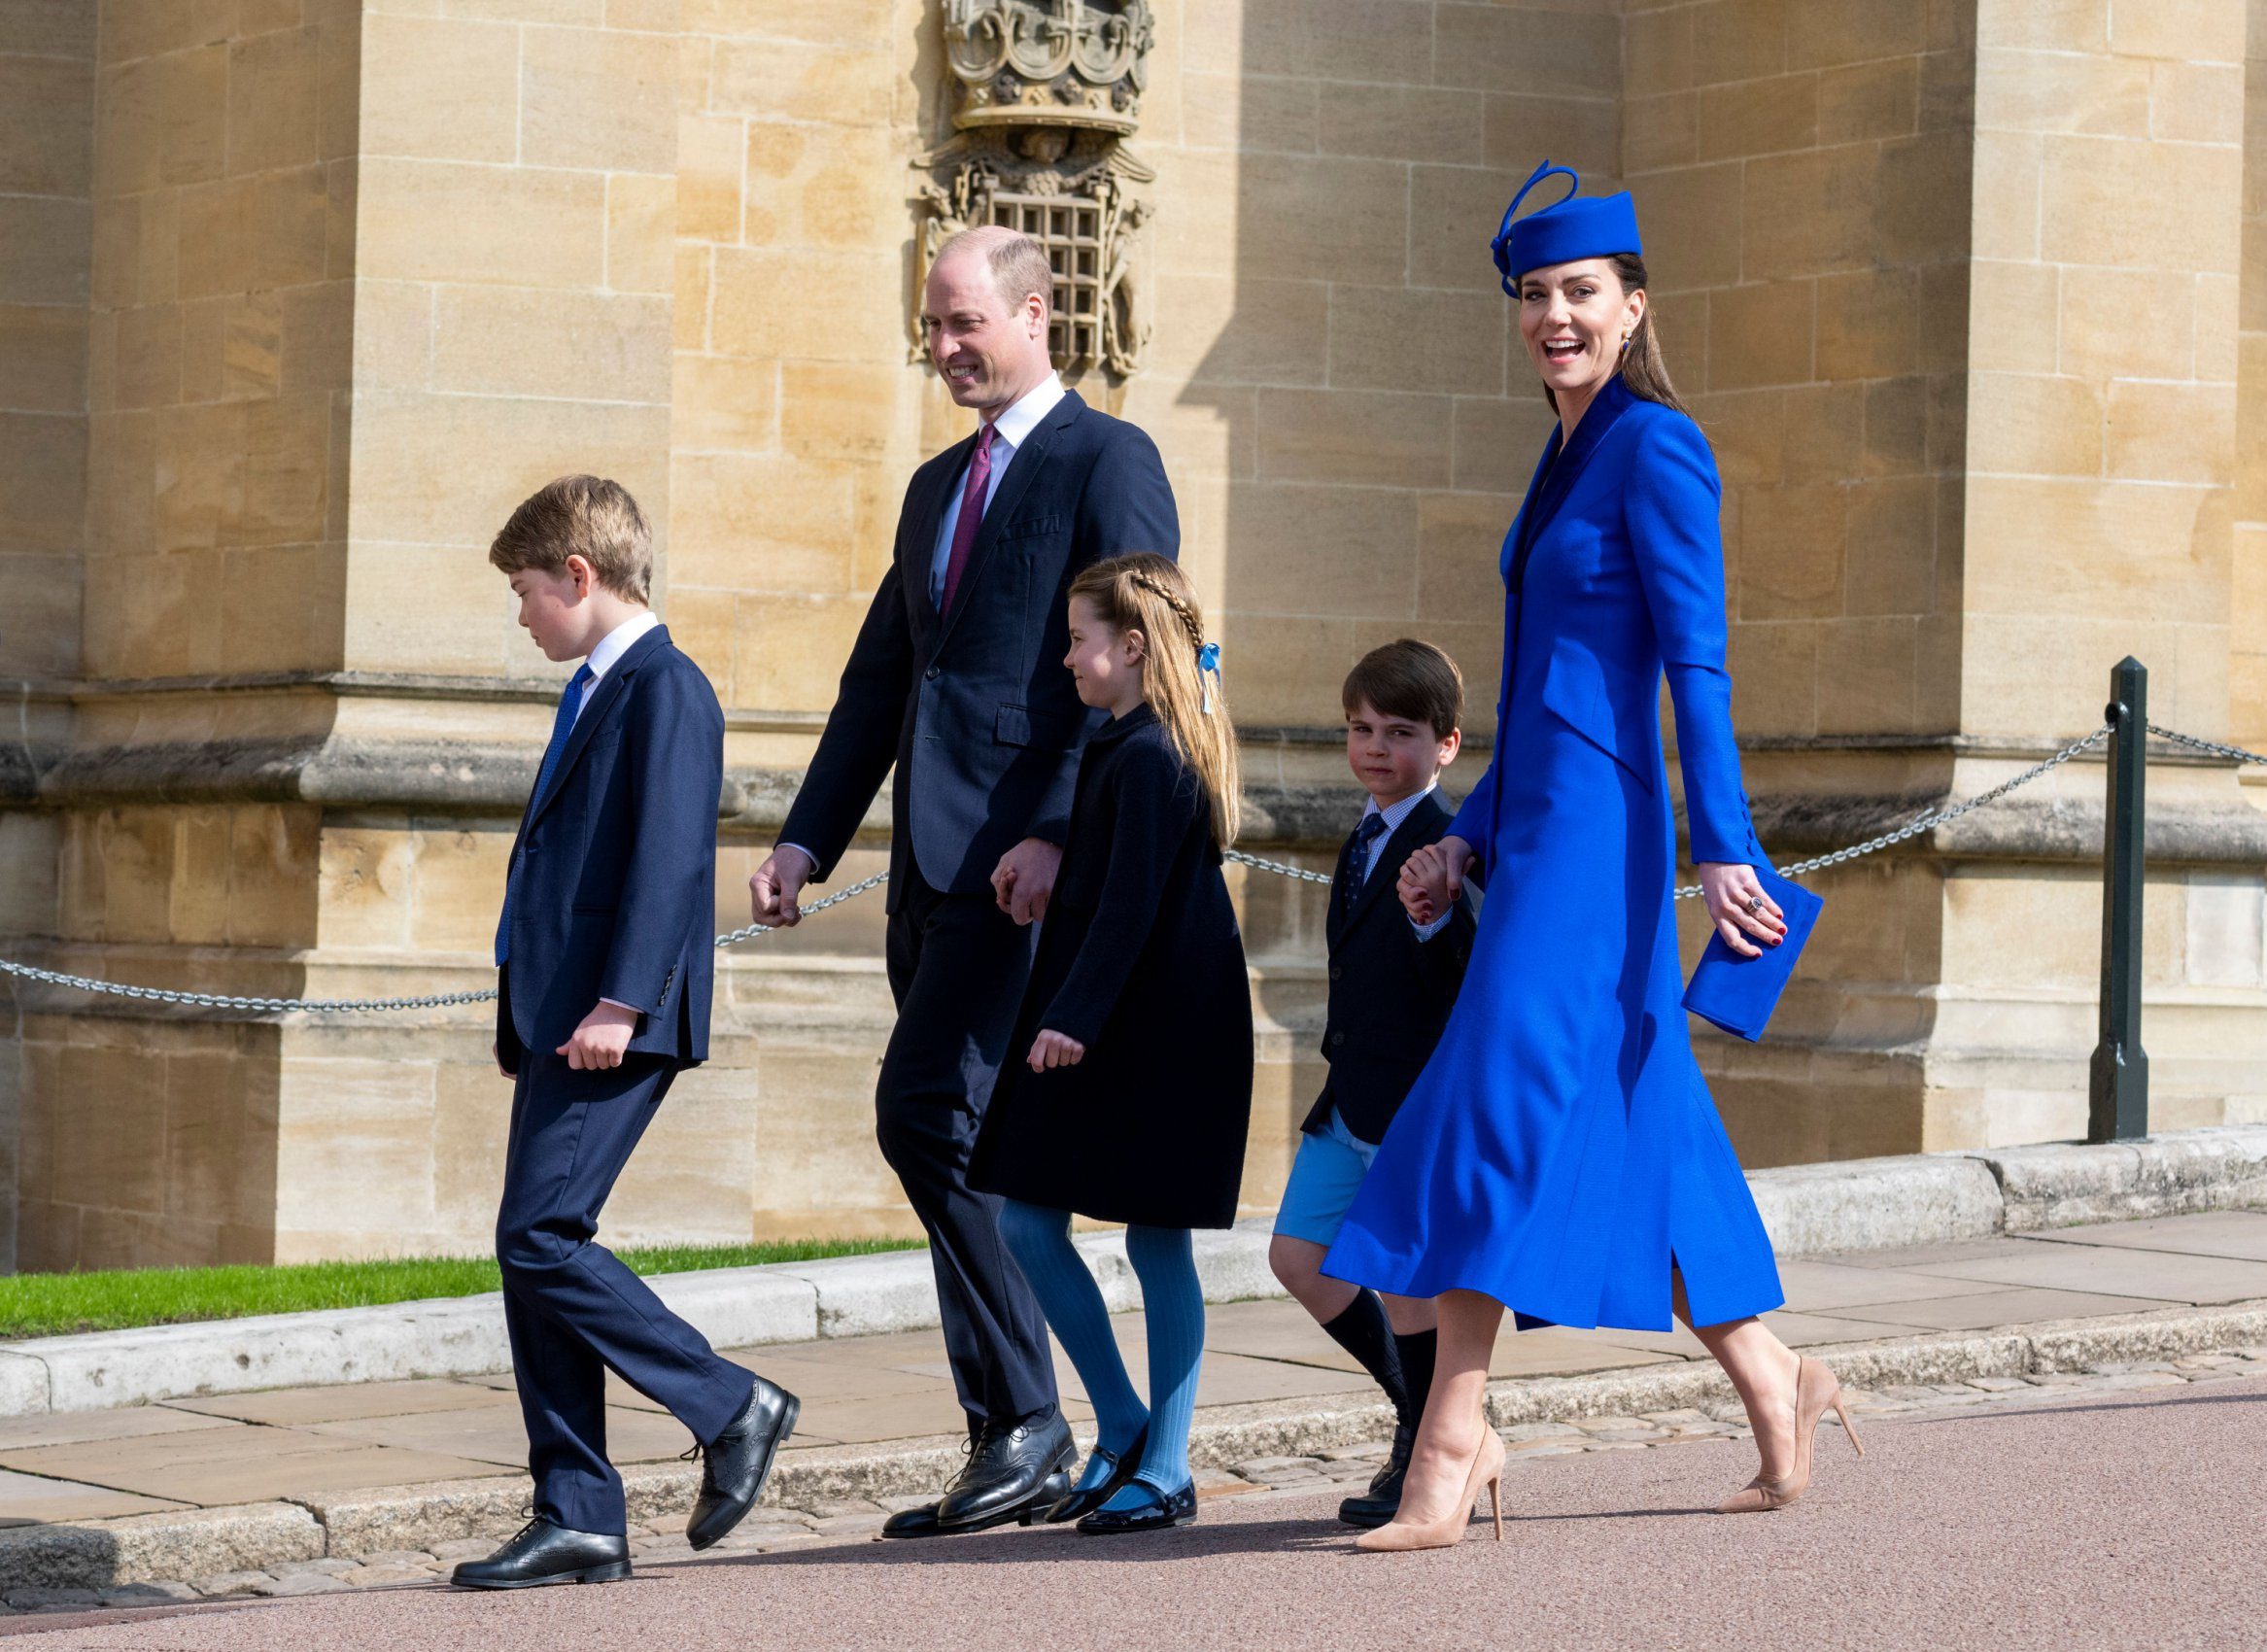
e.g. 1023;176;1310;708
1175;2;1621;746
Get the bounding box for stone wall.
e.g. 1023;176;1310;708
2241;0;2267;750
0;0;2262;1269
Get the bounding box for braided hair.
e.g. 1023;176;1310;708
1066;553;1240;846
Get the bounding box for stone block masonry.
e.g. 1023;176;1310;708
2;0;2265;1269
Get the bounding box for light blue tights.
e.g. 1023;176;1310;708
996;1200;1204;1510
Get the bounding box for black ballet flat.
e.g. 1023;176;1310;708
1074;1478;1197;1536
1044;1425;1150;1525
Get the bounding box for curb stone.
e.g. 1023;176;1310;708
6;1297;2264;1592
6;1125;2265;1420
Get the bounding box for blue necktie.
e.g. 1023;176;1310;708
1340;812;1389;913
494;665;594;968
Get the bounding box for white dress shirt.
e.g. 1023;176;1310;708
1354;783;1453;941
574;608;660;727
779;378;1067;875
927;374;1068;605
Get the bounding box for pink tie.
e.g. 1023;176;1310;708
940;424;997;617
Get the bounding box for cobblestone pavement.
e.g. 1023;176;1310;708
4;1345;2258;1618
10;1363;2266;1652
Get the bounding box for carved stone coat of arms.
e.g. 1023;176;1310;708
911;0;1156;378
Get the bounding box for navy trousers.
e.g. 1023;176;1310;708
878;865;1057;1428
497;1047;754;1534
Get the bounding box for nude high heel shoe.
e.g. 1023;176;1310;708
1718;1355;1864;1514
1355;1427;1505;1552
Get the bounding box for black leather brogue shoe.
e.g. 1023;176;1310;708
450;1520;632;1589
934;1407;1079;1533
686;1373;800;1551
1075;1478;1198;1536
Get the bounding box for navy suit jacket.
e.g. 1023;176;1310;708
1304;790;1478;1145
496;624;722;1074
781;389;1179;908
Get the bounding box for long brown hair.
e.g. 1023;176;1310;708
1538;252;1690;418
1066;554;1241;847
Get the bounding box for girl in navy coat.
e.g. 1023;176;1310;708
1324;167;1864;1551
970;553;1253;1535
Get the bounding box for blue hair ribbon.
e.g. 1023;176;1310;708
1197;640;1220;713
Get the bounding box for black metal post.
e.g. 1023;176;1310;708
2087;657;2149;1143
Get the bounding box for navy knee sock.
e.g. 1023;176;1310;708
996;1199;1148;1492
1393;1326;1437;1428
1321;1290;1412;1424
1109;1224;1205;1508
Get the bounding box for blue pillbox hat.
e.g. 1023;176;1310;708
1489;160;1643;293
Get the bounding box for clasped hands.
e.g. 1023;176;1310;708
750;837;1081;1072
1397;838;1787;958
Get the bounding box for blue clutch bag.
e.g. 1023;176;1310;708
1681;864;1822;1043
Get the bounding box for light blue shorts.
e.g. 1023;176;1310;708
1272;1107;1381;1248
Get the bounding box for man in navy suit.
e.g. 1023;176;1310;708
749;226;1179;1536
452;476;797;1591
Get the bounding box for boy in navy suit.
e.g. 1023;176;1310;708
1267;639;1476;1530
452;476;796;1591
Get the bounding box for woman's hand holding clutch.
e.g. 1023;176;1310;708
1399;836;1475;925
1698;862;1788;958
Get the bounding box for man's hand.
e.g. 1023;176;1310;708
990;837;1064;925
750;844;815;928
557;1002;638;1071
1398;835;1475;925
1027;1029;1086;1072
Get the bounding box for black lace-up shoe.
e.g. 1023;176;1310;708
450;1520;631;1589
1338;1416;1416;1529
686;1374;800;1551
934;1406;1079;1533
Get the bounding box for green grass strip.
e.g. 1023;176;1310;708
0;1237;927;1340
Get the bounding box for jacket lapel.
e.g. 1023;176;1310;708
1323;825;1360;951
1510;374;1637;594
525;624;670;830
937;390;1084;646
1340;794;1447;939
907;438;973;646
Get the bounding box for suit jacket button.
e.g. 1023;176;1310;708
1328;965;1343;981
1330;1030;1345;1048
924;666;941;681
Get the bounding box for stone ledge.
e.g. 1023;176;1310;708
4;1131;2264;1419
9;1299;2265;1591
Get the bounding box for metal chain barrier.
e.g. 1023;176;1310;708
1223;847;1335;886
6;716;2256;1013
2147;723;2267;769
1670;723;2112;901
0;869;898;1015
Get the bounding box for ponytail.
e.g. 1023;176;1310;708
1067;554;1241;847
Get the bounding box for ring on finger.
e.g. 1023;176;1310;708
1742;895;1764;916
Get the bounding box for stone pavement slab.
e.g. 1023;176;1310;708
2024;1208;2267;1260
2;1214;2264;1539
0;1469;186;1525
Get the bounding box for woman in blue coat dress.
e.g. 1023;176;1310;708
1322;165;1864;1551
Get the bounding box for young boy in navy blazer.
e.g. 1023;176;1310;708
1267;639;1477;1530
451;476;796;1591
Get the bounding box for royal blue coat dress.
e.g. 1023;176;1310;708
1322;375;1785;1332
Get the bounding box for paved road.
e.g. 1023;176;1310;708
13;1375;2263;1652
